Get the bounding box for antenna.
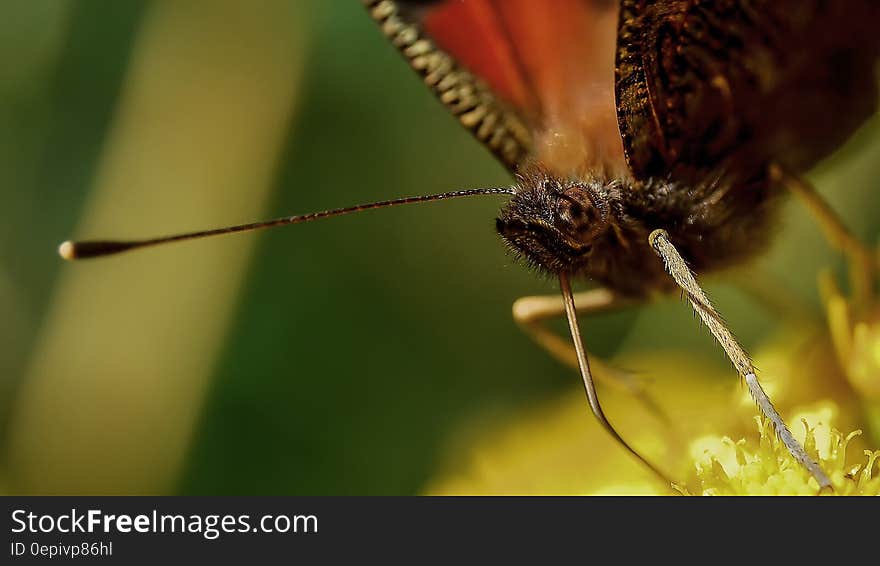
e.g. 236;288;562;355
58;187;515;260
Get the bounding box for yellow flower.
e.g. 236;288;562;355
690;414;879;495
822;270;880;432
425;299;879;496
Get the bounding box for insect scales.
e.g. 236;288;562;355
58;0;880;490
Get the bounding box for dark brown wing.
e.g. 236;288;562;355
616;0;880;183
363;0;626;177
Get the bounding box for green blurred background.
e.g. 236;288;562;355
0;1;878;495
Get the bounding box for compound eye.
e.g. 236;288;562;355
562;200;584;221
555;191;589;225
555;185;606;242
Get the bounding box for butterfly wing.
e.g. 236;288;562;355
367;1;879;184
616;0;880;183
364;0;626;177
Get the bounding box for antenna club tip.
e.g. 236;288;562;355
58;241;76;261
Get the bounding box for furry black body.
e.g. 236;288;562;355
497;167;779;296
496;0;880;297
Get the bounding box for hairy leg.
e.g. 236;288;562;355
557;274;675;488
649;229;832;490
770;163;876;310
512;289;668;422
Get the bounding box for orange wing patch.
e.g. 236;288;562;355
423;1;537;116
422;0;626;176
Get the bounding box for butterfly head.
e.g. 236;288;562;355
496;172;613;275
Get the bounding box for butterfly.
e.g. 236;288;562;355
60;0;880;490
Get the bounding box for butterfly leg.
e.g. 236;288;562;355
649;229;833;490
513;288;625;368
820;270;856;377
512;288;669;423
515;284;677;487
770;163;876;310
771;164;880;400
555;274;676;488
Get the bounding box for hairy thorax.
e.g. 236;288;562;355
496;166;781;296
